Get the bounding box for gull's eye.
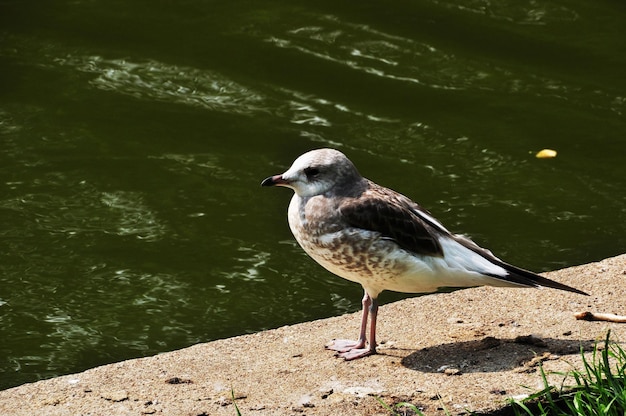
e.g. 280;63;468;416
304;167;320;179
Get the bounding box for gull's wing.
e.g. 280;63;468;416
338;182;445;257
338;181;588;296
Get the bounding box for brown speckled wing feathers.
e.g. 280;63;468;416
338;184;444;257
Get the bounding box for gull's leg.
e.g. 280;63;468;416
326;291;371;352
337;297;378;360
326;291;378;360
368;297;378;350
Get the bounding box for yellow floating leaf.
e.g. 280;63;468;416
536;149;557;159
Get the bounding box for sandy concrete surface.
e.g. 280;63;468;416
1;254;624;416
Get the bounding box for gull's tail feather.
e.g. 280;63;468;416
498;261;589;296
451;234;588;296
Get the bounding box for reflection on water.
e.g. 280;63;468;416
0;0;625;391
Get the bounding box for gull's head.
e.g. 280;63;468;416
261;148;363;197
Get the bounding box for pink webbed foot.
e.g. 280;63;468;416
336;346;376;360
326;339;363;352
326;339;376;360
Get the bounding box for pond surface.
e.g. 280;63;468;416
1;0;625;389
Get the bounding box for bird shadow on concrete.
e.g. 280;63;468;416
397;335;596;374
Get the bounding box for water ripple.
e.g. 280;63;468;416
65;56;268;115
1;35;407;131
1;183;167;242
100;191;166;241
264;13;622;114
429;0;579;25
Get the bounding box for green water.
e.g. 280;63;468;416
1;0;625;390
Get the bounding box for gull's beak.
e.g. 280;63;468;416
261;174;288;187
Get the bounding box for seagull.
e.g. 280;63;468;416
261;148;588;360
